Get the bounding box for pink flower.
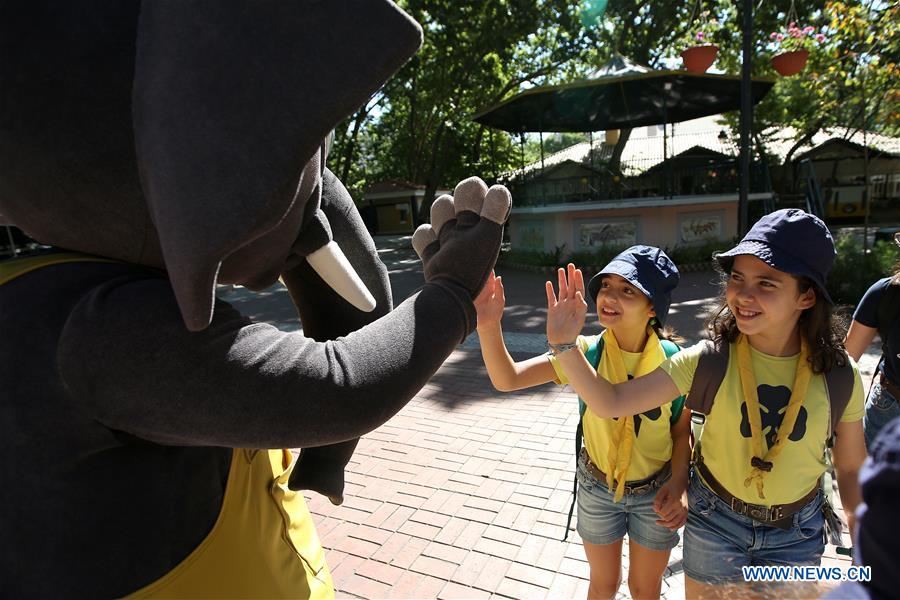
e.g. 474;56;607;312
816;33;825;42
776;33;785;41
803;26;815;34
789;21;796;28
696;31;705;40
770;32;778;39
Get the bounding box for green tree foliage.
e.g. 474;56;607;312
330;0;601;214
330;0;896;217
710;1;898;167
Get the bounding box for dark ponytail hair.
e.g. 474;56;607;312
651;319;684;346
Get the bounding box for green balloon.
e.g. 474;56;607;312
580;0;609;27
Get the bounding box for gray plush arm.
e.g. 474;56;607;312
58;276;471;449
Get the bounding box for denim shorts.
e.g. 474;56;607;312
682;475;826;585
863;378;899;450
575;455;679;551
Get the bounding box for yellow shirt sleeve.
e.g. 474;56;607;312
658;340;705;396
840;359;865;422
548;335;592;385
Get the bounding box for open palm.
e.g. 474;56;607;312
546;263;587;344
474;270;505;326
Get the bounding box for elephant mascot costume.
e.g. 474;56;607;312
0;1;511;597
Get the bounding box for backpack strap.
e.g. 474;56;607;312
686;340;729;415
563;336;603;541
824;358;855;448
580;336;605;417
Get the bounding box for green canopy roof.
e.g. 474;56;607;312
473;70;775;133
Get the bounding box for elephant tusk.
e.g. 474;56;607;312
306;241;376;312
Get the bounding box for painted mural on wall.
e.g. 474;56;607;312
579;220;638;248
519;221;546;251
679;213;722;243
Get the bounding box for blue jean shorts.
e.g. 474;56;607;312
575;455;679;551
864;378;899;450
682;475;825;585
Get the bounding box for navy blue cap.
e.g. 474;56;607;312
587;245;680;325
854;416;900;599
714;209;835;304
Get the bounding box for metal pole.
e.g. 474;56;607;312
519;132;526;173
663;114;668;197
489;129;497;181
863;126;871;254
539;130;545;172
739;0;753;234
663;81;672;197
862;68;871;254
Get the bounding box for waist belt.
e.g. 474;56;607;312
578;447;670;496
879;371;900;401
694;451;818;530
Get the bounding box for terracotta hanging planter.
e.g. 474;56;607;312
681;45;718;73
771;50;809;76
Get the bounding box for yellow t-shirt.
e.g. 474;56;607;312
550;334;681;482
661;341;865;506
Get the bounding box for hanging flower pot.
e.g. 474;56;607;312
681;45;719;73
771;49;809;76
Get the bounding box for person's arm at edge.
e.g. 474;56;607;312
669;406;692;495
844;320;877;363
832;419;866;535
653;405;691;529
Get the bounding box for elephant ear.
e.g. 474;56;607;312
133;1;421;331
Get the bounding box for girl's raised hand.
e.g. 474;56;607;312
546;263;587;344
474;270;506;328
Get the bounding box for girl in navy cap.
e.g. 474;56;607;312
475;245;689;600
547;209;868;597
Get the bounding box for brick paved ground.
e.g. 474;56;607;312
224;234;876;599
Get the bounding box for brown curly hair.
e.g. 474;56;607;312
705;269;848;374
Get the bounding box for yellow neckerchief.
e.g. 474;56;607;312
600;326;664;502
736;333;812;500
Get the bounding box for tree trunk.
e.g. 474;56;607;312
609;127;632;174
337;106;368;182
471;125;485;174
783;122;823;191
417;123;446;224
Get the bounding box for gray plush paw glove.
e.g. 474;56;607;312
411;177;511;327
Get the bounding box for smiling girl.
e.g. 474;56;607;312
546;210;868;598
475;246;690;600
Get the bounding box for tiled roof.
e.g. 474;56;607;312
505;114;900;180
